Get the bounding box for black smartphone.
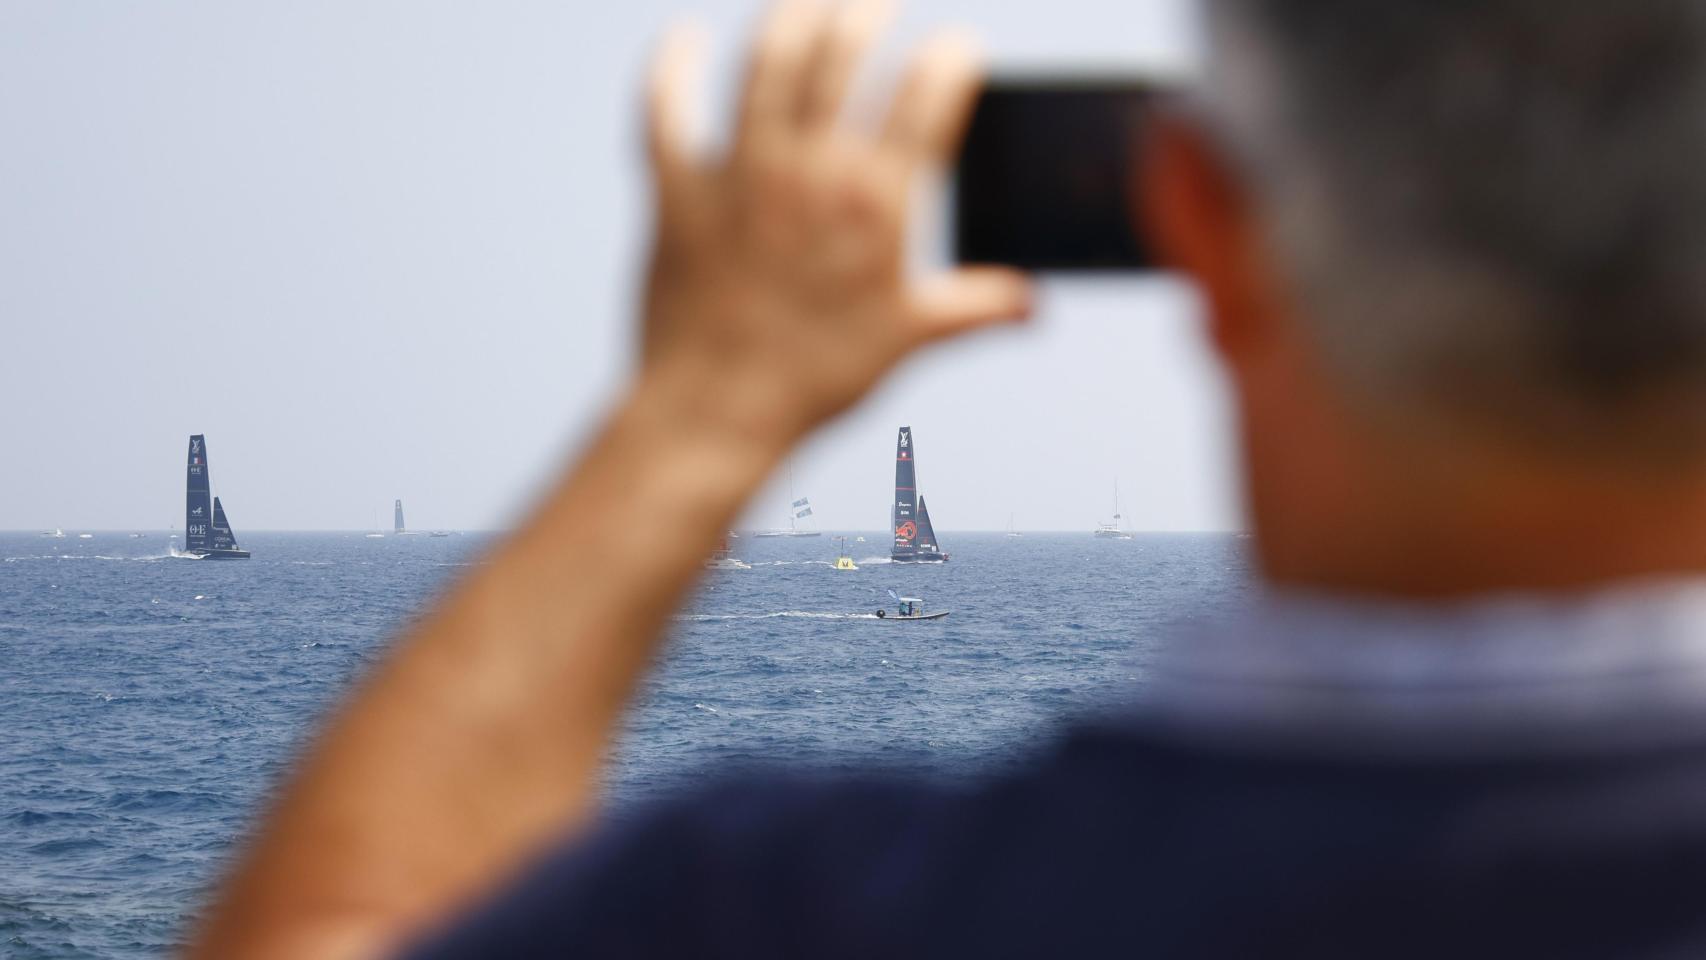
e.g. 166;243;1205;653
953;76;1161;272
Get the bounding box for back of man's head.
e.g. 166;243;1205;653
1204;1;1706;460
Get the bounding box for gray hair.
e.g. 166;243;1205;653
1202;0;1706;457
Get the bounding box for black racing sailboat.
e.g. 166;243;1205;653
183;434;250;559
891;426;949;563
393;499;421;536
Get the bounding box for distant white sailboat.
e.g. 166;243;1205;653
754;467;822;538
41;528;65;538
1007;513;1022;538
1094;479;1134;540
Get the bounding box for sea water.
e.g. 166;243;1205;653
0;531;1253;958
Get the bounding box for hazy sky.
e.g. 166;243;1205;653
0;0;1239;533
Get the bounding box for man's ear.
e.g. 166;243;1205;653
1138;112;1281;363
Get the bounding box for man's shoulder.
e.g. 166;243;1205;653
405;719;1706;958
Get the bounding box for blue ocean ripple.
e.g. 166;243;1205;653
1;530;1250;957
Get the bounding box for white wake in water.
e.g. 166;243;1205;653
675;611;882;622
4;550;182;562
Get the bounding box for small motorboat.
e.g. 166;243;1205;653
704;539;751;570
874;591;949;621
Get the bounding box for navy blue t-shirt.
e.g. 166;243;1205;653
402;717;1706;958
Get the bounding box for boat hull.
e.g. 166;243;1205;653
875;611;950;621
890;555;950;563
187;548;251;560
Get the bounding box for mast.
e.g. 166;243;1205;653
185;435;213;552
1113;477;1122;532
394;499;405;534
891;426;918;561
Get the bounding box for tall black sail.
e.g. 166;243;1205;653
892;426;918;561
394;499;405;534
916;496;940;556
185;434;213;552
210;497;239;551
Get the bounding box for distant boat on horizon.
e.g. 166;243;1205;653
394;499;422;536
1007;512;1022;538
1094;478;1134;540
41;528;65;538
704;537;751;570
891;426;948;563
754;468;822;538
181;434;251;559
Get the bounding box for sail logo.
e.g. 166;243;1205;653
191;507;203;516
895;521;916;540
899;432;909;448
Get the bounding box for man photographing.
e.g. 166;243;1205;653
196;1;1706;956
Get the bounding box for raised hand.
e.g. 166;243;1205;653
641;0;1032;438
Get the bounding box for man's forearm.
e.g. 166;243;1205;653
193;368;794;959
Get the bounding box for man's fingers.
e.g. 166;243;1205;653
797;0;894;131
907;267;1034;343
646;22;708;190
880;30;981;171
735;0;828;159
